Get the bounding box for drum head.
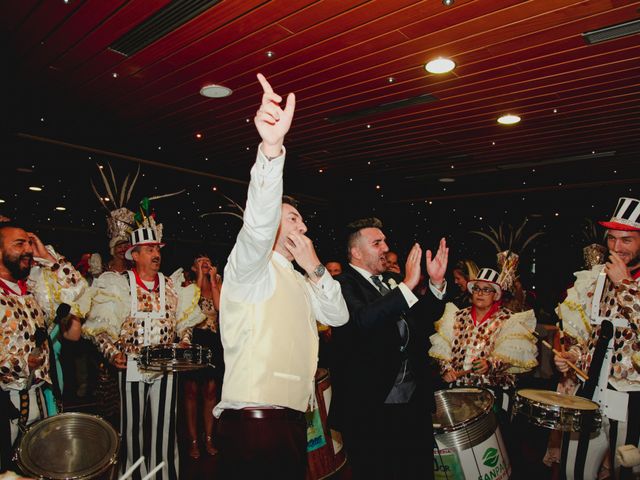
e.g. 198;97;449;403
517;389;599;411
432;388;494;431
17;412;119;479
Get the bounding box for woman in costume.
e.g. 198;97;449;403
182;254;224;459
429;267;538;389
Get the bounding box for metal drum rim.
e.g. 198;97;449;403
432;387;494;433
16;412;119;480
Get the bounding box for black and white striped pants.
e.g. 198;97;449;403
118;372;179;480
560;391;640;480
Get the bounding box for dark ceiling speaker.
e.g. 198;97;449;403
326;94;438;123
110;0;221;57
582;18;640;44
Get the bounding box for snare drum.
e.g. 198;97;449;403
433;388;511;480
137;343;213;372
16;412;119;479
512;388;601;433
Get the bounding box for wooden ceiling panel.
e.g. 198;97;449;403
20;0;129;74
3;0;639;206
50;0;172;73
77;0;269;93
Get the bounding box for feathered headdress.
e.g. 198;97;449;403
91;164;139;253
470;219;543;292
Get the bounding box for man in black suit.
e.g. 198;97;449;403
329;217;448;480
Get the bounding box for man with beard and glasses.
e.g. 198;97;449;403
0;223;86;471
551;197;640;479
329;218;448;480
81;212;203;480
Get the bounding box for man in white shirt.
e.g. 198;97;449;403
215;73;349;479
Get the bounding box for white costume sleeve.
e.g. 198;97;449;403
428;302;459;362
491;309;539;373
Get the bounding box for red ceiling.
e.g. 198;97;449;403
3;0;640;201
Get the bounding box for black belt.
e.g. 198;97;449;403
222;407;305;421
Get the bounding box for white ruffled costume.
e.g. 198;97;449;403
80;268;204;362
429;302;538;387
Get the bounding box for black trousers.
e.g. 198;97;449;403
343;394;434;480
216;408;307;480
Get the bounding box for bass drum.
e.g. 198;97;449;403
16;412;119;479
306;368;347;480
433;388;511;480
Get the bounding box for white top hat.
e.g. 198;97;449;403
599;197;640;231
124;224;165;260
467;267;502;300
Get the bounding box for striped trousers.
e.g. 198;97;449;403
561;391;640;480
118;372;179;480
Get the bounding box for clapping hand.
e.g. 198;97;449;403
426;237;448;286
402;243;423;290
254;73;296;158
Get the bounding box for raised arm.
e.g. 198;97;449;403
224;74;296;300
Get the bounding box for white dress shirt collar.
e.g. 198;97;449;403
272;250;294;270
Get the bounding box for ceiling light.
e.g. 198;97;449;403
112;72;118;78
442;0;454;5
266;51;275;59
387;77;395;83
425;57;455;74
438;178;455;183
55;206;66;211
200;84;232;98
29;186;42;192
195;132;203;140
0;199;5;203
497;114;521;125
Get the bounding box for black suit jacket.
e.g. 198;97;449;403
328;265;445;432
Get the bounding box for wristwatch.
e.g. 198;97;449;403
312;264;326;279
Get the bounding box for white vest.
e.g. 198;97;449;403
220;258;319;412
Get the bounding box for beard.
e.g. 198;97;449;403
3;252;33;280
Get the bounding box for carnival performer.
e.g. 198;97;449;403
0;223;86;470
429;267;538;391
81;205;204;480
552;197;640;479
215;73;349;480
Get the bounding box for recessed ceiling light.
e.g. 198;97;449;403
200;84;233;98
29;186;42;192
0;199;5;203
195;132;203;140
112;72;118;78
438;177;456;183
497;114;521;125
442;0;454;5
387;77;395;83
265;51;275;59
425;57;455;74
55;206;66;211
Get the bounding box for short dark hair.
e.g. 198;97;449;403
282;195;299;209
0;222;24;248
345;217;383;261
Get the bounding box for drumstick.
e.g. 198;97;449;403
540;339;589;381
557;322;565;353
528;328;589;381
141;462;165;480
119;456;145;480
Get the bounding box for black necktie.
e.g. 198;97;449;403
371;275;390;295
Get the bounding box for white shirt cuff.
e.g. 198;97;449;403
398;282;419;308
429;280;447;300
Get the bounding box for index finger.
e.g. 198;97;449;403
257;73;273;94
